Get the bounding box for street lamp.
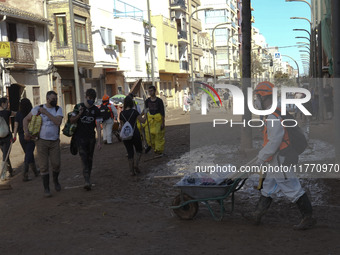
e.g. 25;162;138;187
295;36;310;42
290;16;312;25
211;22;231;83
297;42;309;45
189;7;213;92
282;55;300;85
293;28;311;37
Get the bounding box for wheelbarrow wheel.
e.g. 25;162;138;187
172;193;199;220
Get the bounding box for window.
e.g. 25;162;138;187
170;44;173;59
55;14;67;47
100;27;106;45
168;82;172;96
193;33;198;45
107;29;113;45
74;15;87;50
7;23;17;42
174;45;178;61
165;43;169;59
195;58;199;71
134;41;141;71
33;87;40;106
28;27;35;42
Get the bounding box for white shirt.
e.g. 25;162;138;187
31;105;63;141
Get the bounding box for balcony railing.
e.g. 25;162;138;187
10;42;34;64
180;60;189;70
178;31;187;40
170;0;186;9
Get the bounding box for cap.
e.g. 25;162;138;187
102;95;110;101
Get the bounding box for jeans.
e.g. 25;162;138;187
77;137;96;179
19;133;35;164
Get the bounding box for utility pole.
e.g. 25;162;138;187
240;0;252;150
332;0;340;164
147;0;155;87
69;0;81;103
317;0;324;121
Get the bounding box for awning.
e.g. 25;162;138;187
0;3;50;25
115;36;126;42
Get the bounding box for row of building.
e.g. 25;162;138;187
0;0;297;115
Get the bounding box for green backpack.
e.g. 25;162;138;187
62;112;77;137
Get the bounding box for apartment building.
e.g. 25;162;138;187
47;0;95;113
0;0;50;112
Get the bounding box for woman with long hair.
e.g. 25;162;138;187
0;97;16;178
119;96;146;176
13;98;39;181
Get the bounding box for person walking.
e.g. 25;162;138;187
100;95;117;145
70;89;102;190
183;92;191;114
23;91;63;197
143;86;165;155
119;95;146;176
13;98;39;181
244;81;316;230
0;97;16;179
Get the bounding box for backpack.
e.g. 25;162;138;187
119;111;135;140
62;112;78;137
274;109;308;155
0;116;9;138
62;103;83;137
99;103;112;121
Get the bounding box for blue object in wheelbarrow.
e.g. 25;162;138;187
170;172;247;221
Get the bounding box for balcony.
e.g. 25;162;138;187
178;31;187;40
216;69;226;76
170;0;186;10
192;47;203;56
191;18;202;31
204;66;213;75
180;60;189;71
8;42;34;68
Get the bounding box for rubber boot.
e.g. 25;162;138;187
134;153;142;173
128;158;136;176
22;163;31;182
293;193;317;230
52;171;61;192
83;174;92;191
7;160;13;177
243;195;272;225
29;162;40;177
42;174;52;197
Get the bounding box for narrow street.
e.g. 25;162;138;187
0;110;339;255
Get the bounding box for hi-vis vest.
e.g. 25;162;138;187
263;108;290;162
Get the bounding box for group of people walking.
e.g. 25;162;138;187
0;85;166;197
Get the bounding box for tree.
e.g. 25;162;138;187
251;52;265;78
274;71;296;87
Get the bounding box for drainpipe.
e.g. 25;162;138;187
0;15;7;97
43;0;53;91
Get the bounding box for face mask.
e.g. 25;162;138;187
50;100;57;107
254;98;262;110
87;99;95;106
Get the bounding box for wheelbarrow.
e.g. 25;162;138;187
170;176;247;221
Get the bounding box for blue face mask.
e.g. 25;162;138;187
87;99;94;106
